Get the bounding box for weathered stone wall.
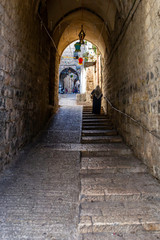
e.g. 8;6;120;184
53;52;60;110
0;0;51;170
49;48;59;112
104;0;160;178
86;66;95;91
85;65;97;102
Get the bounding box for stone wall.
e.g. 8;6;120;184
86;66;95;89
104;0;160;178
77;65;97;104
53;52;60;110
0;0;51;170
49;48;59;112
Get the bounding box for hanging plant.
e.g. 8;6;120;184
83;52;89;62
92;45;97;54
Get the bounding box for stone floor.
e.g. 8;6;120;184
0;94;160;239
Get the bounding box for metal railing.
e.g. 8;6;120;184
104;96;160;140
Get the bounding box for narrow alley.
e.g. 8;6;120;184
0;95;160;239
0;0;160;239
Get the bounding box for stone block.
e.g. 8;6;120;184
0;98;5;109
4;88;14;98
77;93;86;103
0;70;4;81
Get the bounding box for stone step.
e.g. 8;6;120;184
83;115;107;119
80;172;160;201
83;118;111;123
82;130;117;136
81;145;132;157
83;109;93;112
83;109;104;113
82;125;114;130
80;106;160;239
82;122;113;127
83;108;104;111
80;156;148;174
83;106;95;109
79;232;160;240
81;136;123;144
78;200;160;234
83;108;104;110
83;106;103;109
83;112;105;115
80;166;148;175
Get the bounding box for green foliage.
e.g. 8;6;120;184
83;52;89;62
92;45;97;54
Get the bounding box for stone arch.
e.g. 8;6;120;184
54;9;110;57
49;9;109;109
59;67;79;92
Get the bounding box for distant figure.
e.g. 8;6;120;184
65;88;68;94
91;85;103;114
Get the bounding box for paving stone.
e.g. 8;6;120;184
79;200;160;233
80;172;160;200
80;232;160;240
38;143;133;155
80;156;148;173
0;99;81;240
0;150;80;239
39;130;81;143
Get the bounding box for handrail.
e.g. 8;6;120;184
104;96;160;140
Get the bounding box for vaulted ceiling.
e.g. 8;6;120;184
47;0;122;32
55;9;108;56
39;0;124;56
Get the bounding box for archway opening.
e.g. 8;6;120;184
58;40;103;104
59;67;80;94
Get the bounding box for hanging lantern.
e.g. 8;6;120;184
79;25;86;44
78;57;83;65
74;42;81;52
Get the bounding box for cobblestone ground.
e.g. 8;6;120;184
0;94;160;240
0;94;81;240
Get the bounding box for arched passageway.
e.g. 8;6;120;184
0;0;160;238
0;1;160;178
59;40;102;98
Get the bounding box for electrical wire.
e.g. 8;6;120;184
38;13;61;58
104;96;160;140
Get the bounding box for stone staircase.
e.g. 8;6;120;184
79;106;160;240
81;106;122;144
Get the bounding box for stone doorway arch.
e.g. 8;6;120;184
59;67;80;93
